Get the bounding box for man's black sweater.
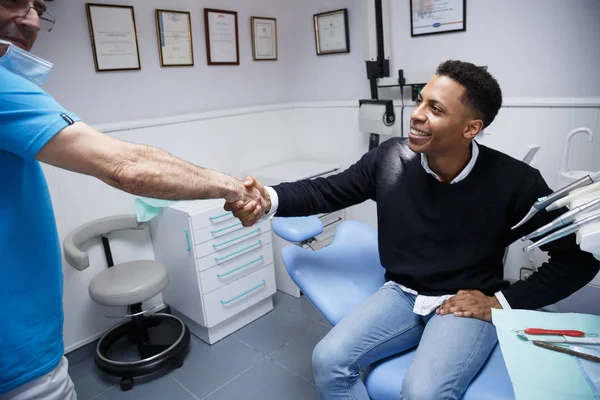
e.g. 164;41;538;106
272;138;600;310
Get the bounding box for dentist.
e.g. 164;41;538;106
0;1;267;399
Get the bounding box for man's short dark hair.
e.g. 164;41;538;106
436;60;502;129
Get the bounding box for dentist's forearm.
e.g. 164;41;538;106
111;142;244;202
37;122;245;202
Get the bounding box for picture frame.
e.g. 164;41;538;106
85;3;141;72
410;0;466;37
251;17;277;61
204;8;240;65
155;9;194;67
313;8;350;56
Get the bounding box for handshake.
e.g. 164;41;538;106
225;176;271;227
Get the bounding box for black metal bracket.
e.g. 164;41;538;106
101;235;115;268
359;99;395;125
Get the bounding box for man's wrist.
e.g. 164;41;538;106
264;188;271;214
489;295;502;310
220;175;243;202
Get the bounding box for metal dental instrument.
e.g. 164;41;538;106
546;180;600;212
524;212;600;252
522;198;600;241
511;175;595;230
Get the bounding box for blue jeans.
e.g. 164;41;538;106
312;283;498;400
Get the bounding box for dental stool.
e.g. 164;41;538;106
63;215;190;391
271;217;515;400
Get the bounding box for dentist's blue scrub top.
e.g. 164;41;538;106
0;65;80;394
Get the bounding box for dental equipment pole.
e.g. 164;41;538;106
363;0;391;151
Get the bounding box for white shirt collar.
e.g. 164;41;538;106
420;141;479;184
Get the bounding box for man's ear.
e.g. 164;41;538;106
463;119;484;139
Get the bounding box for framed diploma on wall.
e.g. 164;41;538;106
251;17;277;61
313;9;349;56
204;8;240;65
410;0;466;37
155;10;194;67
85;3;141;72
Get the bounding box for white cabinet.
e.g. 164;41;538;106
245;160;346;297
149;199;276;344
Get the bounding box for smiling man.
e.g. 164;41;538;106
226;60;600;399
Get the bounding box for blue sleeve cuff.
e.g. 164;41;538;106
25;114;80;160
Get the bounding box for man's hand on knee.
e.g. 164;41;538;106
436;290;502;321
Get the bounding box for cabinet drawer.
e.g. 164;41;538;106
199;244;274;294
202;265;276;327
190;209;236;231
194;224;270;259
192;219;270;245
196;231;273;272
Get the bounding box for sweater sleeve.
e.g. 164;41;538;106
502;170;600;309
272;147;378;217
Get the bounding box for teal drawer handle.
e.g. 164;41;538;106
214;240;262;262
211;222;242;234
213;228;261;248
184;230;191;251
220;280;266;305
209;212;233;221
217;256;264;278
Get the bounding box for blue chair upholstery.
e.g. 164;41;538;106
276;218;515;400
272;216;324;244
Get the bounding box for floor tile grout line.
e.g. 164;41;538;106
266;320;323;357
197;364;256;400
235;319;316;358
87;385;114;400
267;357;315;386
236;337;269;355
170;375;202;400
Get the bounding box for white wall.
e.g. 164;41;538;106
30;0;600;350
290;0;370;102
39;0;295;124
292;0;600;101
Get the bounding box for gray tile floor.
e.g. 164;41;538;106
67;292;331;400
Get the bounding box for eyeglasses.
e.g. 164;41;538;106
0;0;56;32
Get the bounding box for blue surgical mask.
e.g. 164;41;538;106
0;39;53;86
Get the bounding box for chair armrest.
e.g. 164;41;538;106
63;214;145;271
63;230;90;271
271;216;324;243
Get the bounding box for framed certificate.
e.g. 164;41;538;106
155;9;194;67
204;8;240;65
85;3;141;72
410;0;466;37
313;9;349;56
251;17;277;61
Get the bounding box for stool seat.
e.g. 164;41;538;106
89;260;168;306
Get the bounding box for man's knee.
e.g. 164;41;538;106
312;334;354;375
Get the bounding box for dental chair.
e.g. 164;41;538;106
271;217;515;400
63;215;190;391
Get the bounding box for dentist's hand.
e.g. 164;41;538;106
436;290;502;321
224;176;270;226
